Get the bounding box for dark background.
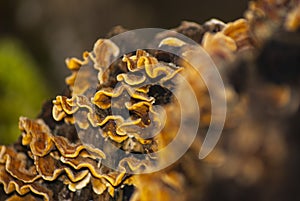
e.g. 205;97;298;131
0;0;248;93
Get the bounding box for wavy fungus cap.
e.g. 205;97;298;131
0;1;299;199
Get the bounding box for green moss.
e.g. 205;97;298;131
0;38;50;145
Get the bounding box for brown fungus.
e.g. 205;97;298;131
0;164;52;201
1;2;299;200
19;117;54;157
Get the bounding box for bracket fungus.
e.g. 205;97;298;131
1;0;300;200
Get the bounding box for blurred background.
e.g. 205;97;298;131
0;0;248;144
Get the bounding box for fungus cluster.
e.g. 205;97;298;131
0;0;299;200
0;18;253;200
0;18;249;200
